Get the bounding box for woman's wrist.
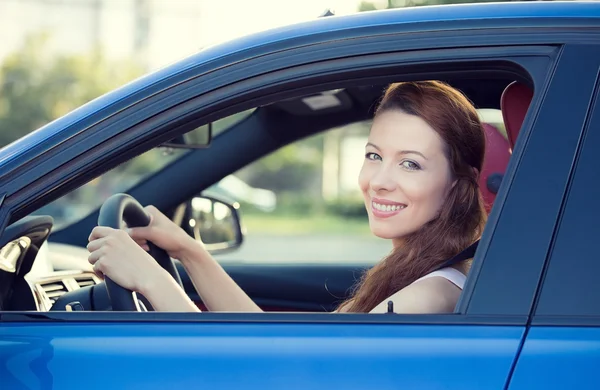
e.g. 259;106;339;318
139;266;199;312
176;236;210;265
137;265;170;298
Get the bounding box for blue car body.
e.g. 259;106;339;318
2;2;600;389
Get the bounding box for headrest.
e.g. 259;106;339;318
501;81;533;150
479;123;511;213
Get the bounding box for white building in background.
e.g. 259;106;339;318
0;0;360;72
0;0;206;71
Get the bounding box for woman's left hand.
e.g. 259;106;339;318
87;226;166;295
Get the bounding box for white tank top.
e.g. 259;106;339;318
411;267;467;290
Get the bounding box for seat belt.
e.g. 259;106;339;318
437;240;480;270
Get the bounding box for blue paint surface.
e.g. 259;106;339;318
0;321;523;389
509;326;600;390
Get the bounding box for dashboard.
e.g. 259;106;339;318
0;215;102;312
25;242;101;311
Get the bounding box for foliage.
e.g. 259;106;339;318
326;196;368;219
0;32;144;148
237;133;325;194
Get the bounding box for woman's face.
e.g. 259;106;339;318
358;109;455;247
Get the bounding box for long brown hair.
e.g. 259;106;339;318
340;80;487;313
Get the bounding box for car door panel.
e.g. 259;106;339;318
1;321;524;390
177;262;367;312
508;327;600;389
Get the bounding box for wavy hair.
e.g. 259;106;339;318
339;81;487;313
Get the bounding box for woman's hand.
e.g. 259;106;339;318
127;205;199;260
87;226;168;295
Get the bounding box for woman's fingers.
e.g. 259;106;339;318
92;261;105;279
88;247;103;264
88;226;115;242
86;236;107;253
131;238;149;251
89;229;151;253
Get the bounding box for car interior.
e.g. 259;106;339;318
0;72;534;314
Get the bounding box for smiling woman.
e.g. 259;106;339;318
84;80;488;315
341;80;486;313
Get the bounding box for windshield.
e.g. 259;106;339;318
33;148;189;230
33;109;255;230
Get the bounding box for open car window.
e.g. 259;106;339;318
211;108;507;265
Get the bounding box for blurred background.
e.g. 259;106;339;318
0;0;519;263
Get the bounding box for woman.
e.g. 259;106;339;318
87;80;487;314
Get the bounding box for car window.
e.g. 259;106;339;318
33;109;256;230
212;109;505;264
211;120;390;264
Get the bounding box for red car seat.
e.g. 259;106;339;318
479;123;511;213
478;81;534;212
501;81;534;151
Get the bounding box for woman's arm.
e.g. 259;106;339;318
87;226;200;312
177;240;263;312
140;267;201;312
126;206;262;312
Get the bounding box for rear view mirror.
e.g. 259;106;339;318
161;123;212;149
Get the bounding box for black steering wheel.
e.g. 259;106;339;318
97;193;183;311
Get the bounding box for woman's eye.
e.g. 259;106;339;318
401;160;420;170
365;152;381;161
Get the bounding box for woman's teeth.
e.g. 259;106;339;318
372;202;406;212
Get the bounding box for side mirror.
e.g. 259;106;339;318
178;195;243;254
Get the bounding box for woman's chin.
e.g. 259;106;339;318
368;219;412;242
369;224;402;240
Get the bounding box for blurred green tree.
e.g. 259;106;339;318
237;135;324;194
0;32;144;148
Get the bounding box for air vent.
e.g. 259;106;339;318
30;271;100;311
39;280;69;307
73;274;99;289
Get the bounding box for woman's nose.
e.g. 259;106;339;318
370;165;397;192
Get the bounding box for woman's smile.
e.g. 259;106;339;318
371;197;407;218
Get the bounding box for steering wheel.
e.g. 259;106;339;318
97;193;183;311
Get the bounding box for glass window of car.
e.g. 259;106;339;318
33;109;255;230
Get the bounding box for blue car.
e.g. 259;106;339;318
2;2;600;389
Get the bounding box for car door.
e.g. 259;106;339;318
507;67;600;390
0;18;597;390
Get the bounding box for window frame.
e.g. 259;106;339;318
0;38;589;324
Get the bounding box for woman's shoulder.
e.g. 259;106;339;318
411;266;467;289
369;268;465;314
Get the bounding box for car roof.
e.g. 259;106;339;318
1;1;598;168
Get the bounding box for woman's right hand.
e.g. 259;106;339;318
127;205;200;260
